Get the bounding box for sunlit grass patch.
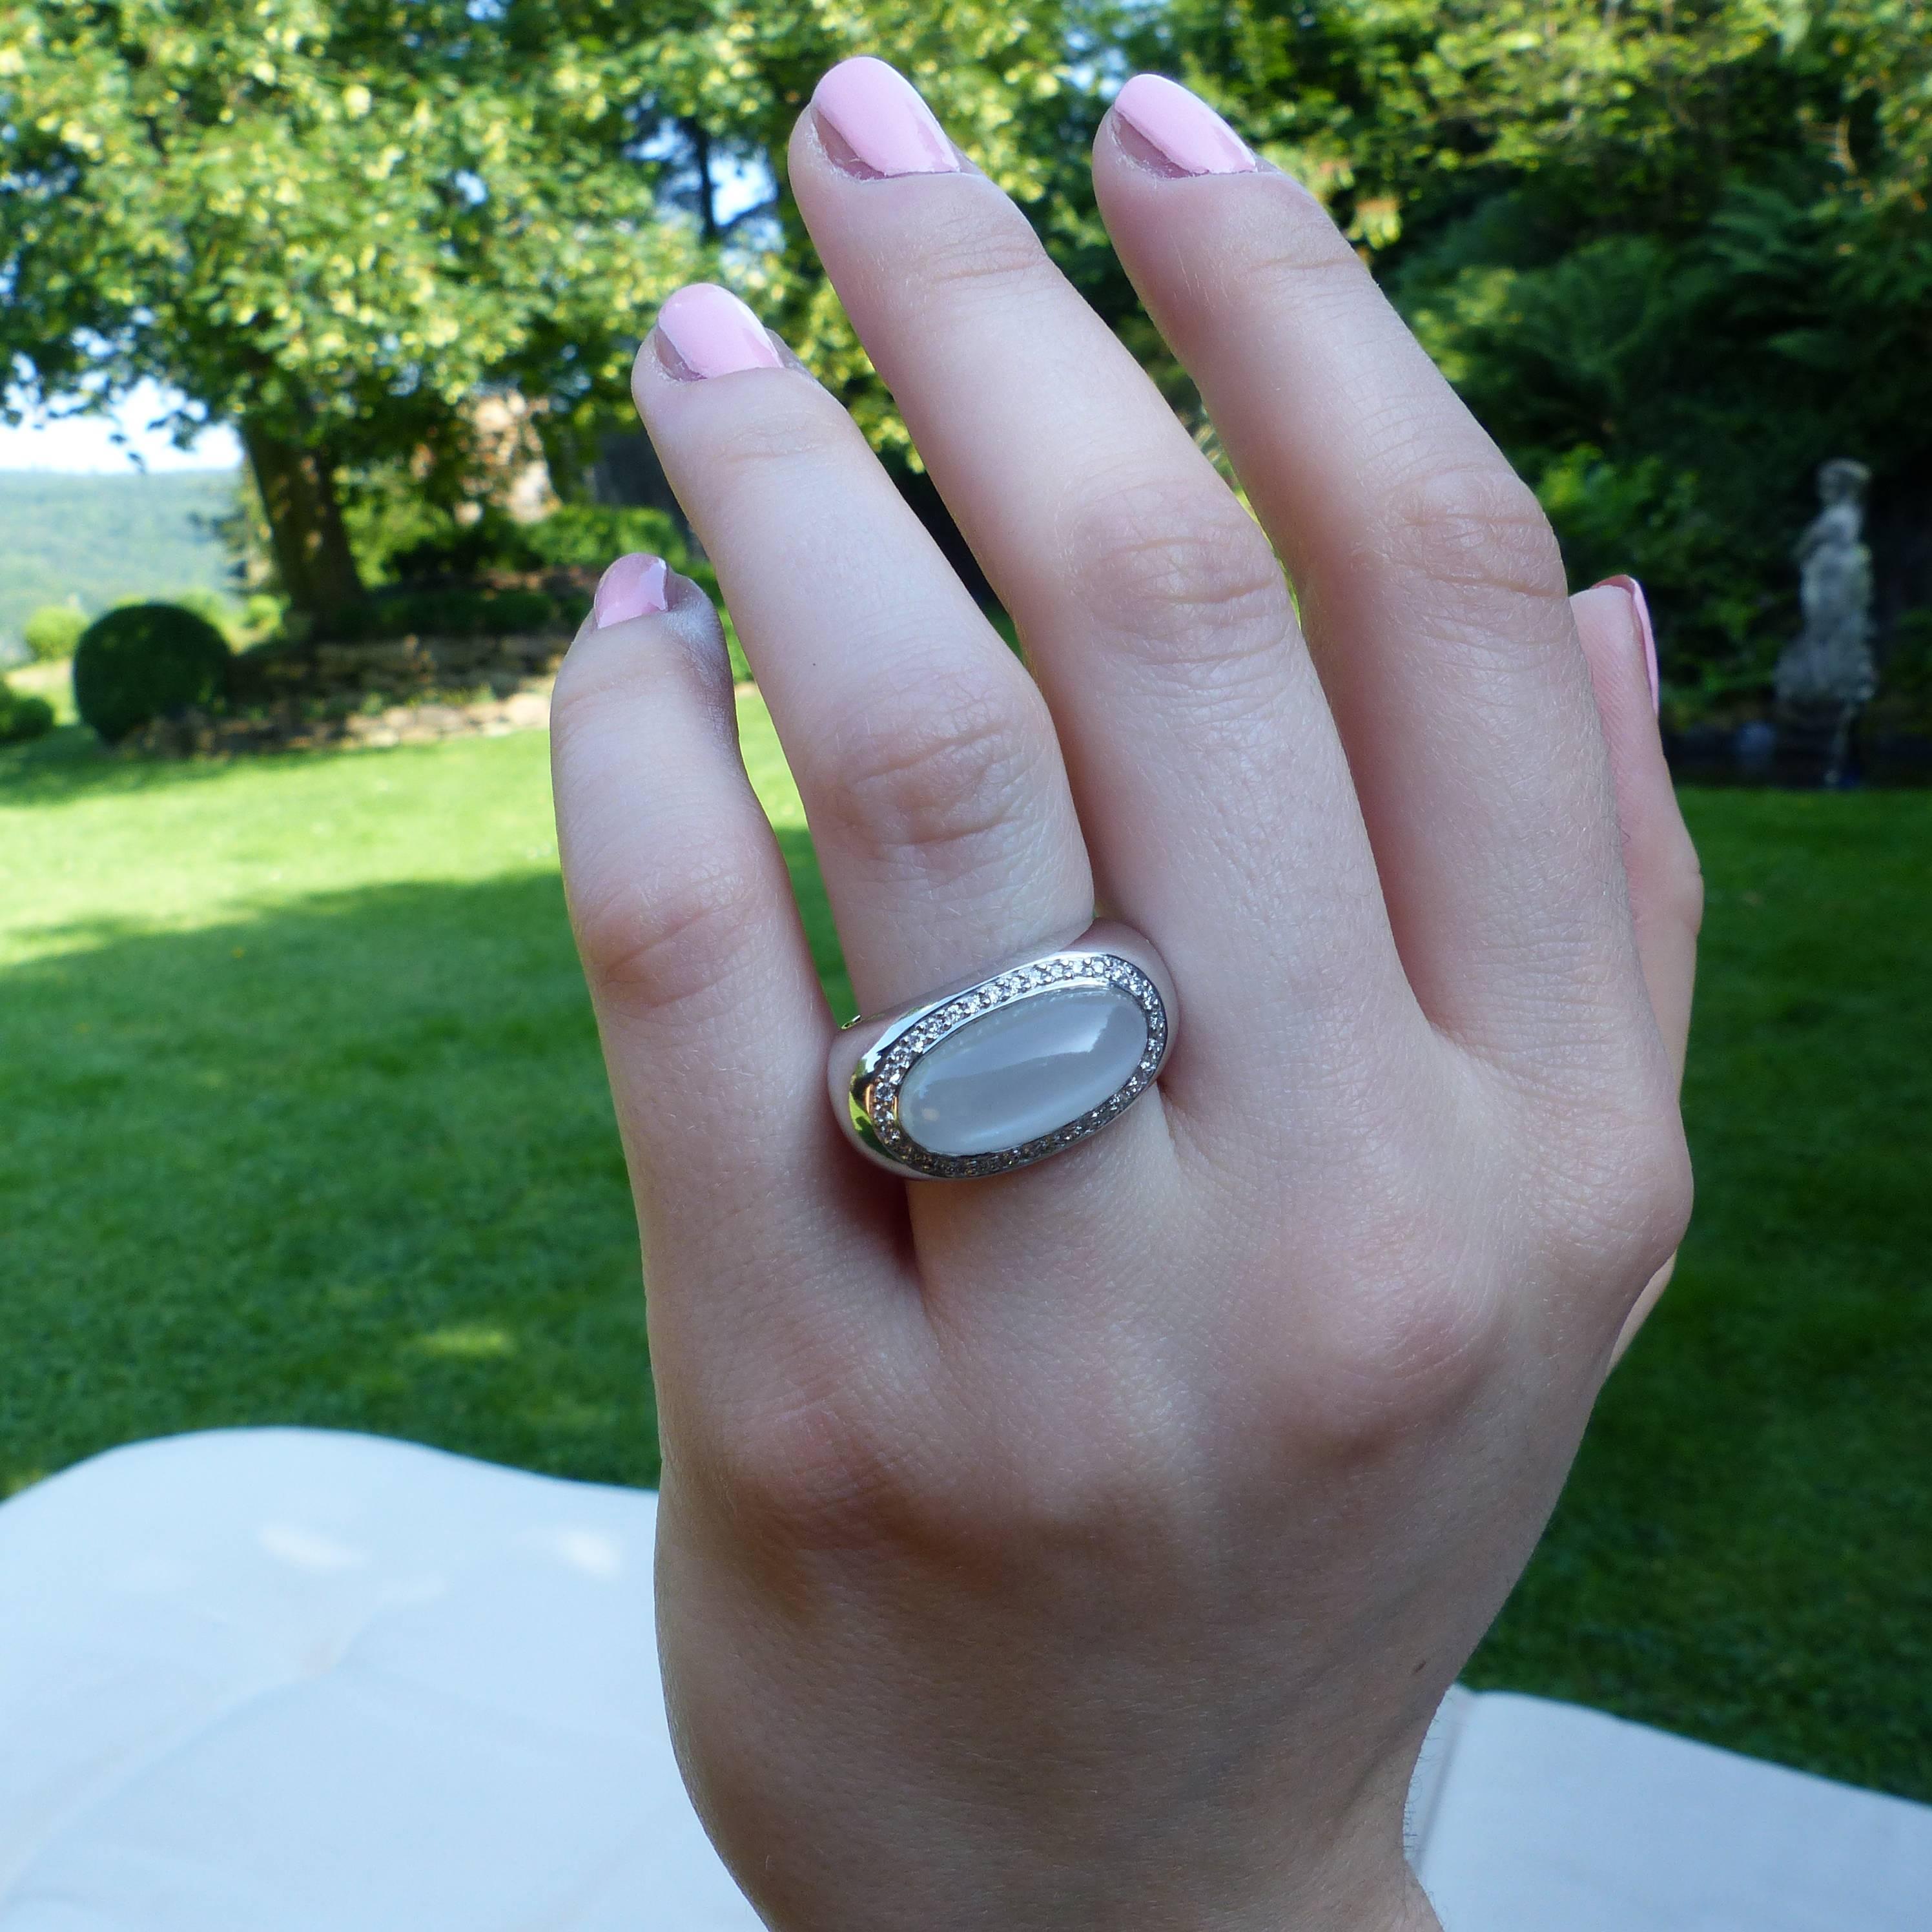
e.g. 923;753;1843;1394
2;712;1926;1798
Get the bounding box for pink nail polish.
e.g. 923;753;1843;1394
1113;74;1257;178
655;283;783;380
1602;574;1660;715
595;553;669;627
812;56;960;178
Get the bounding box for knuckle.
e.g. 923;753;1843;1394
825;675;1047;878
1660;825;1706;938
1243;225;1368;305
570;846;770;1020
1288;1253;1508;1457
708;1390;952;1559
1377;458;1568;608
1609;1116;1695;1283
1532;1096;1696;1302
1064;477;1293;677
701;391;850;489
904;198;1056;308
1642;1130;1697;1266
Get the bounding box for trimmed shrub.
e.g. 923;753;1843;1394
73;602;231;744
0;681;56;744
23;604;88;663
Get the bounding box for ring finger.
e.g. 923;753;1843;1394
783;60;1426;1141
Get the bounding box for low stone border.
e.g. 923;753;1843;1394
123;681;555;759
119;628;570;759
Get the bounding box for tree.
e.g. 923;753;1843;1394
0;0;700;628
1136;1;1932;704
0;0;1092;628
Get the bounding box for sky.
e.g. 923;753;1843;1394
0;380;241;473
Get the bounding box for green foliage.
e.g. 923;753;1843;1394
0;473;240;648
1884;610;1932;701
1392;163;1931;703
1533;448;1773;717
22;604;86;664
160;586;245;644
525;506;686;574
0;0;695;466
0;679;54;743
0;0;1085;589
358;503;683;586
337;497;745;672
333;584;569;642
72;602;232;744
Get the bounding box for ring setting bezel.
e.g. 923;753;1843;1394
836;929;1173;1180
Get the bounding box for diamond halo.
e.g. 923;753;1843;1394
848;949;1169;1181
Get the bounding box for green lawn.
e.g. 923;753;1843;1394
2;718;1926;1801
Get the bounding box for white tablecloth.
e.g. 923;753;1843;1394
3;1430;1926;1929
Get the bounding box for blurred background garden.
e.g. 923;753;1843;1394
1;0;1926;1802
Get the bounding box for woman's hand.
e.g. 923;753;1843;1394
550;59;1699;1932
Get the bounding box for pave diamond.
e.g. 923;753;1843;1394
849;950;1169;1179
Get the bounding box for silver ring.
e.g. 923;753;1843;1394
828;920;1177;1181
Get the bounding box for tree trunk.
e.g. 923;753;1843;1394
240;417;364;636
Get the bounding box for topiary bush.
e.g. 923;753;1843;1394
0;681;56;744
72;602;231;744
23;604;88;663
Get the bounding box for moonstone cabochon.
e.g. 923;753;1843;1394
839;942;1173;1180
896;986;1150;1156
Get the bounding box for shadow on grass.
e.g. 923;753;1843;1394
1;821;847;1501
3;776;1927;1799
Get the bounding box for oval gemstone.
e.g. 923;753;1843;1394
895;985;1151;1156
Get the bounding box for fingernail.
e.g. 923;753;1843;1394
595;553;669;626
1601;575;1660;715
812;56;960;177
655;283;784;380
1113;74;1257;178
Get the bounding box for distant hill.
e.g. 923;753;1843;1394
0;470;243;646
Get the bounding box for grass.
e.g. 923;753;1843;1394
1468;788;1932;1797
2;719;1926;1800
6;654;79;725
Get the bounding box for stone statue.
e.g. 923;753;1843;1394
1775;459;1875;786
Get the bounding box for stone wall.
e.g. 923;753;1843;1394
124;628;571;759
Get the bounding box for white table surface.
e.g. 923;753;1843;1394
3;1429;1926;1929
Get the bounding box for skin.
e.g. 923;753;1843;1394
549;65;1701;1932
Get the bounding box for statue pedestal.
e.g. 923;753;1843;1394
1774;699;1863;788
